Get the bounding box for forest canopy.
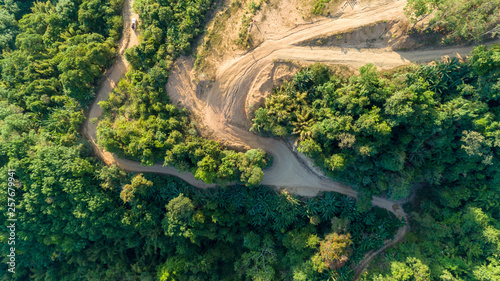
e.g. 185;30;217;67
1;0;499;279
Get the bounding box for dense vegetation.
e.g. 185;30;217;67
360;182;500;280
252;45;500;279
0;0;38;52
96;0;267;185
404;0;500;42
2;163;402;280
252;45;500;201
0;0;402;280
2;0;497;279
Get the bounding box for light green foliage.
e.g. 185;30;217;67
162;193;196;242
474;258;500;281
235;13;253;49
312;0;330;15
405;0;500;42
120;174;153;202
362;190;500;280
157;256;188;281
404;0;439;23
166;193;195;222
97;0;267;185
361;143;500;281
373;257;430;281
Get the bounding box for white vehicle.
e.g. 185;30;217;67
132;18;137;30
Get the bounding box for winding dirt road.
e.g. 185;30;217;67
83;0;498;278
165;0;497;199
84;0;218;189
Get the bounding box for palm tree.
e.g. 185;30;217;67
320;192;341;220
363;212;376;225
267;95;294;123
292;107;315;141
306;197;322;216
293;91;308;106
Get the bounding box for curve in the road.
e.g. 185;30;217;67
83;0;497;278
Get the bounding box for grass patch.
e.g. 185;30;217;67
235;14;254;49
235;0;266;49
194;0;241;72
311;0;329;15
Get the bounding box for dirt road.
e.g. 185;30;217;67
166;0;497;198
83;0;221;189
84;0;498;278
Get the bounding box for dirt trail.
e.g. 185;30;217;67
83;0;223;189
165;0;496;199
83;0;137;162
84;0;499;278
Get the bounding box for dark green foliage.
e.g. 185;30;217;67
0;3;18;51
278;46;500;281
361;183;500;280
252;49;500;200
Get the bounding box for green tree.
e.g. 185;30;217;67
162;194;196;242
0;5;18;51
373;257;431;281
237;234;278;281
